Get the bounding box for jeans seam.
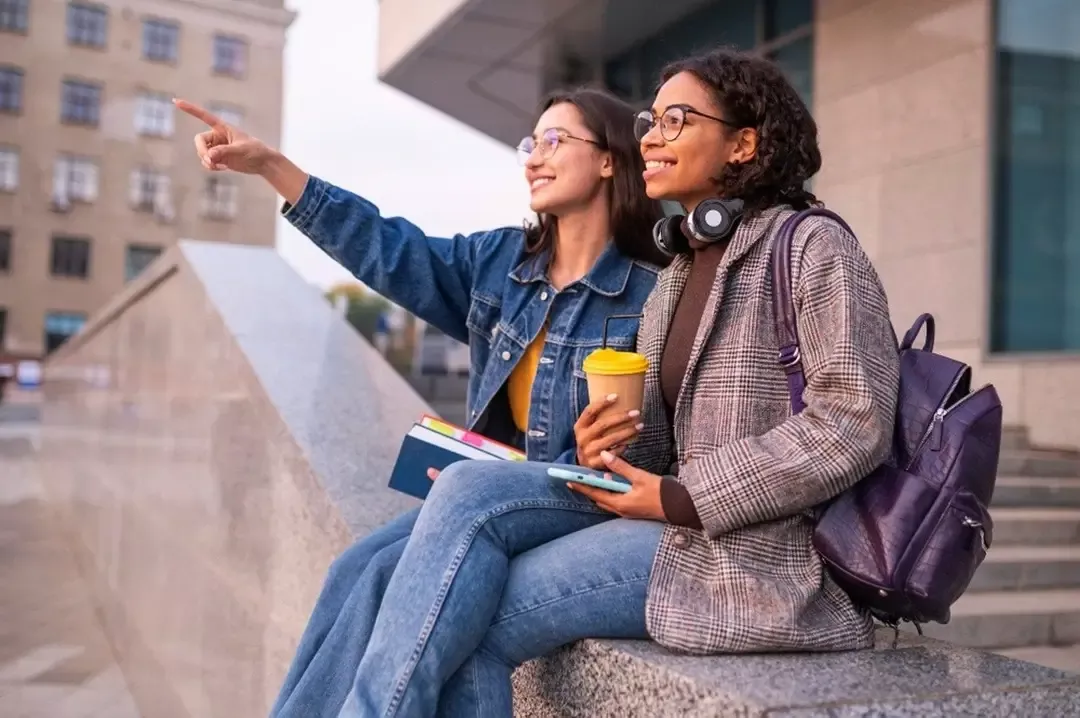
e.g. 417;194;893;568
491;574;650;625
381;499;609;717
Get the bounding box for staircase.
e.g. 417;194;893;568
922;426;1080;656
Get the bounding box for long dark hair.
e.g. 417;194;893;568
661;48;821;213
523;88;669;267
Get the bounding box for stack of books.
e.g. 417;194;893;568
388;414;526;500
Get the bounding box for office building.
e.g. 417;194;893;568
376;0;1080;447
0;0;295;357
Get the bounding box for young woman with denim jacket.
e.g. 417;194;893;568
176;89;666;716
208;49;898;718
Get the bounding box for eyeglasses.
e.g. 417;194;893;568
517;128;601;165
633;105;740;142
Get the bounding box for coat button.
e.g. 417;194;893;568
540;290;549;301
501;351;511;361
673;530;691;549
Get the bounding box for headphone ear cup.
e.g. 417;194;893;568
653;217;688;257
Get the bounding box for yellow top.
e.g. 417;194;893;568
508;326;548;432
582;347;649;376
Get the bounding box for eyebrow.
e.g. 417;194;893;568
649;102;699;115
531;126;570;140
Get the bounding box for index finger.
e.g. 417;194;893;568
173;98;222;128
577;393;618;427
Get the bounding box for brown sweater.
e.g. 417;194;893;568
657;235;728;529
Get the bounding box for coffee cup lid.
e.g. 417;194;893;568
583;348;648;376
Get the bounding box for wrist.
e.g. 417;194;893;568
259;150;307;206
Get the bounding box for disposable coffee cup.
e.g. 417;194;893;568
582;348;648;416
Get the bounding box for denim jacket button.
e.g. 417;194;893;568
540;290;549;301
501;351;511;361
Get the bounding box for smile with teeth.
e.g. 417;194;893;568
531;178;554;189
645;160;675;169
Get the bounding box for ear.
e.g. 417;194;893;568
599;150;614;179
730;127;759;164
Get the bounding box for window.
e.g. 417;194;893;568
213;34;247;77
129;167;172;217
125;244;162;281
0;0;29;33
67;2;107;48
50;236;91;278
0;147;17;192
992;0;1080;351
135;91;174;137
44;312;87;353
208;102;243;127
601;0;814;107
0;66;22;113
0;229;9;272
53;155;99;206
202;177;238;220
61;80;102;126
142;18;178;62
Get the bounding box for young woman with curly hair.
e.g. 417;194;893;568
304;48;900;718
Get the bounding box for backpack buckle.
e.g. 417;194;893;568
778;345;801;368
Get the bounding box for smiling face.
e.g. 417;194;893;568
521;102;613;216
639;71;758;212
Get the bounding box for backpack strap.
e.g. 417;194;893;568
770;208;855;416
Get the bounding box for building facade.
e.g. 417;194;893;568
377;0;1080;448
0;0;295;357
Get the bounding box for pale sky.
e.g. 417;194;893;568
274;0;531;288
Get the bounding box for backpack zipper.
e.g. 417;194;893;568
908;375;983;465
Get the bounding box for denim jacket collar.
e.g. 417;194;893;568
509;240;634;297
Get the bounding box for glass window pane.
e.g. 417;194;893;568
764;0;814;41
768;34;814;109
992;0;1080;351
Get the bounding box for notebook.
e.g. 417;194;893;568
387;414;526;500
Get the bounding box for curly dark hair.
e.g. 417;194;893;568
661;48;821;213
524;88;670;267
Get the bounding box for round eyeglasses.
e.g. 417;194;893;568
633;105;739;142
517;128;601;165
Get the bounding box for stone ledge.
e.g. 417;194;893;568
513;628;1080;717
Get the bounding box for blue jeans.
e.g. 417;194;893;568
272;461;662;718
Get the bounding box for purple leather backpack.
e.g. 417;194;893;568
771;208;1003;635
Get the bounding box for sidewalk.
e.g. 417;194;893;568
0;462;141;718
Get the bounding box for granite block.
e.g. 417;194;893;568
512;628;1080;717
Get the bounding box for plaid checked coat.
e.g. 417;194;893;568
623;205;900;654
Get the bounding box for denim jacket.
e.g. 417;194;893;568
283;176;660;464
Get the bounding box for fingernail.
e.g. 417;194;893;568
606;393;618;402
628;410;640;418
600;450;614;462
635;423;645;430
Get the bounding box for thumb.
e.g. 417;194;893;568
600;450;640;481
207;143;244;166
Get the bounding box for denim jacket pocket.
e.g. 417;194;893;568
466;292;502;341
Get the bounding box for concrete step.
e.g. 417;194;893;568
920;588;1080;649
992;477;1080;508
998;450;1080;478
991;508;1080;546
1001;425;1030;452
970;545;1080;591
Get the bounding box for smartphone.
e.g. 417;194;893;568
547;467;632;494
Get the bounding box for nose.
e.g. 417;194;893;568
524;147;545;169
639;123;664;152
